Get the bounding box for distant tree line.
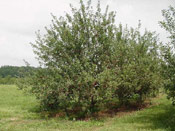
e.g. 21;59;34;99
0;66;36;84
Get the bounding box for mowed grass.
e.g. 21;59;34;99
0;85;175;131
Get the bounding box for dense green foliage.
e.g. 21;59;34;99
112;25;162;105
18;0;163;118
160;6;175;105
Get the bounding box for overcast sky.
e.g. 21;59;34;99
0;0;174;67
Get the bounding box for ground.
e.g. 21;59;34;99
0;85;174;131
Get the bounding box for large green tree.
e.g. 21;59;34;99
19;0;117;117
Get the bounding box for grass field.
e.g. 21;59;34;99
0;85;175;131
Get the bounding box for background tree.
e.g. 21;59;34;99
112;24;162;105
160;5;175;105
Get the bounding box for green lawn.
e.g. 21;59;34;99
0;85;174;131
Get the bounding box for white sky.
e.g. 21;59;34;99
0;0;174;67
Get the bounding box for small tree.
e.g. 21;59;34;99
112;24;162;105
160;6;175;105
